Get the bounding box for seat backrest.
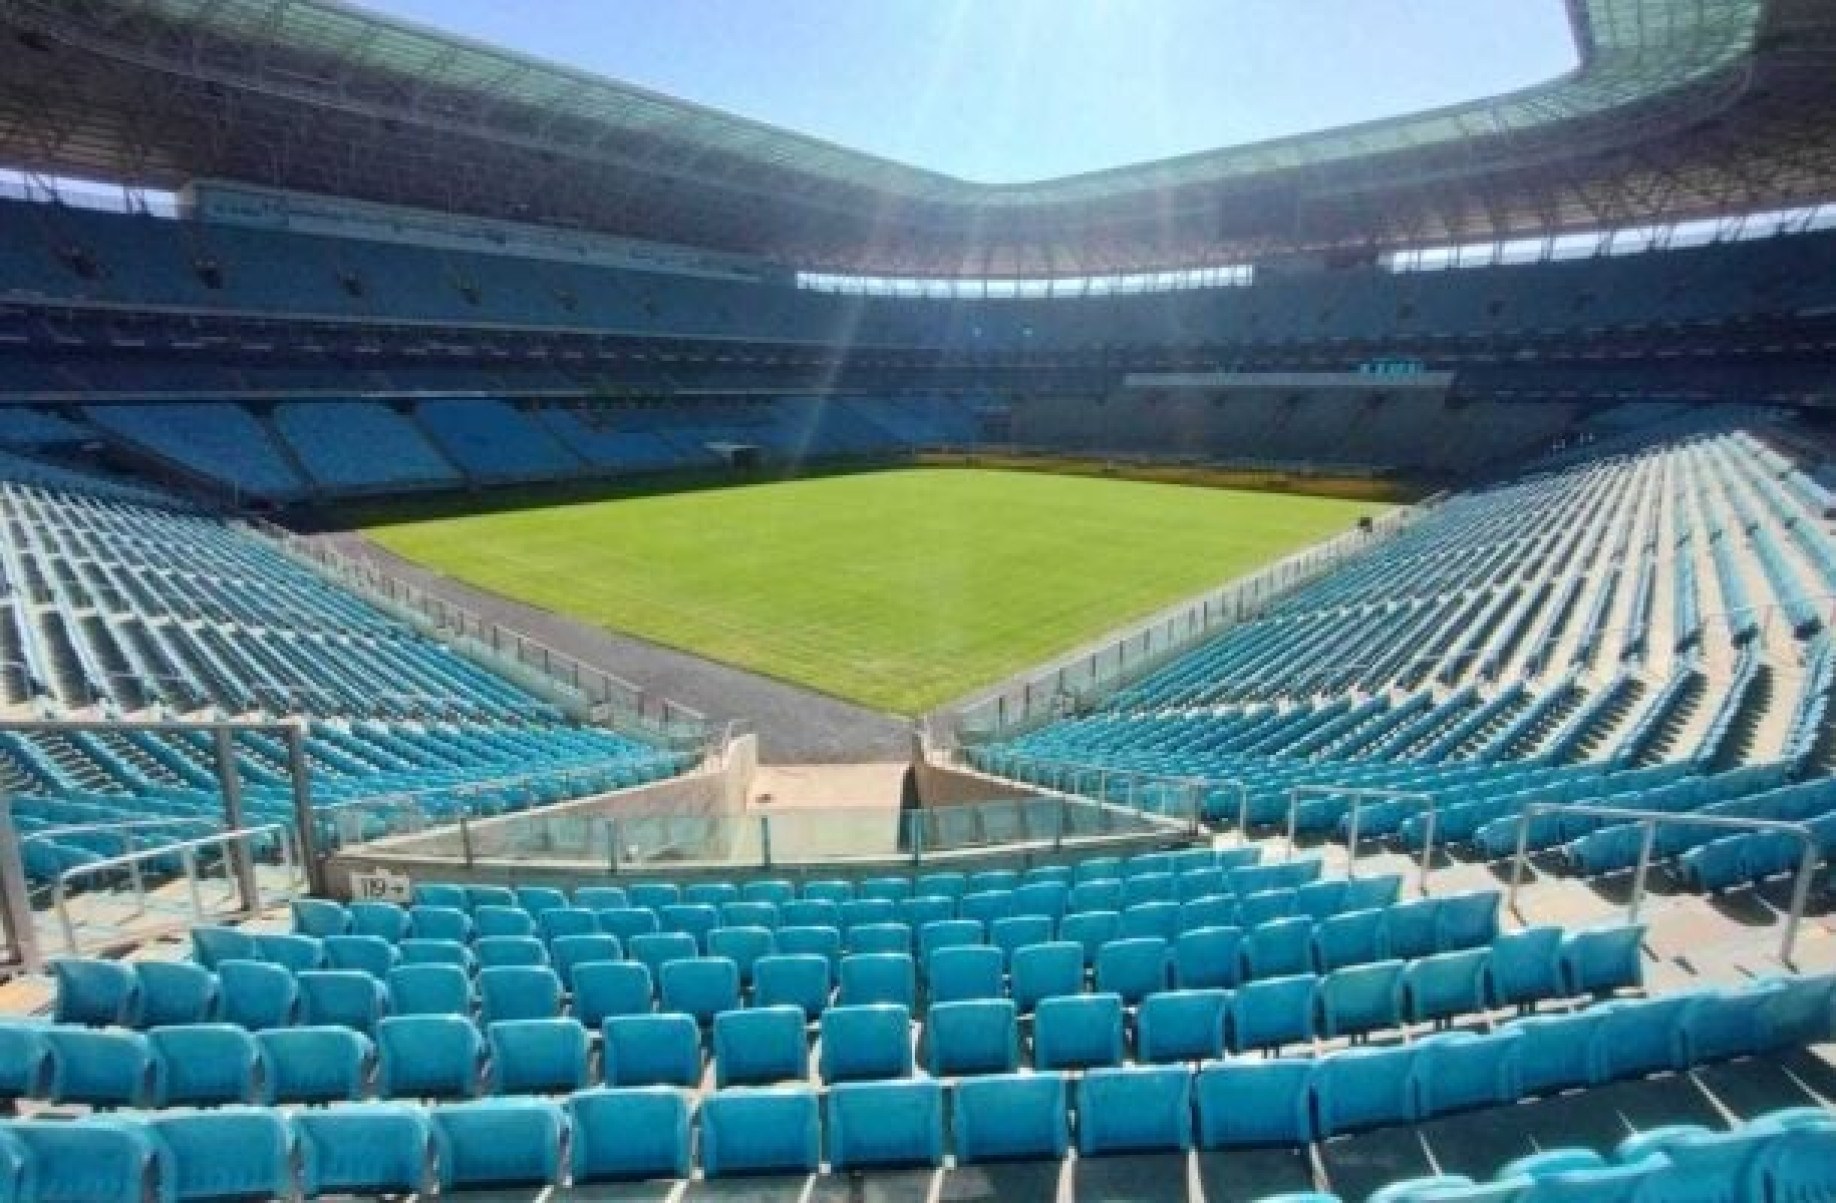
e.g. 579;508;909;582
1312;908;1388;972
148;1108;294;1203
387;963;471;1016
571;961;655;1026
53;958;139;1027
515;886;570;916
567;1086;693;1183
549;934;623;988
1229;973;1319;1053
827;1078;946;1171
430;1098;566;1191
628;932;700;977
1077;1065;1194;1155
323;934;401;978
488;1017;591;1095
1311;1043;1419;1136
1194;1059;1315;1148
929;946;1004;1004
838;953;916;1008
602;1012;703;1088
1318;959;1406;1039
1174;926;1244;990
657;957;741;1023
1136;988;1230;1064
708;927;775;984
1011;941;1084;1013
847;922;912;956
474;936;548;970
819;1003;914;1083
191;924;259;969
254;932;325;973
218;959;298;1031
1485;925;1564;1008
375;1014;482;1100
952;1071;1070;1162
925;998;1019;1076
1558;925;1647;996
4;1117;161;1203
256;1026;373;1104
1033;993;1125;1071
1094;937;1170;1004
148;1023;258;1107
348;903;411;943
294;1103;432;1197
478;965;562;1025
1244;916;1315;980
572;886;628;912
538;908;600;944
298;969;388;1033
42;1027;152;1107
408;905;472;943
699;1086;822;1177
713;1004;808;1088
596;907;659;942
473;905;536;939
291;897;352;938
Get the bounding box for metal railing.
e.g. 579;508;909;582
51;823;302;957
949;747;1219;841
1285;786;1437;894
1504;802;1823;967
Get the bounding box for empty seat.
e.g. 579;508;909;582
918;918;983;964
861;877;912;903
961;890;1015;927
1012;941;1084;1014
1593;995;1691;1081
840;899;897;931
348;903;410;943
708;926;774;987
387;963;471;1016
659;957;741;1025
781;901;840;930
572;886;629;912
5;1117;161;1203
294;1104;432;1198
474;935;548;969
257;1026;372;1104
323;934;401;979
1312;1044;1419;1136
627;883;680;911
1123;900;1181;942
990;915;1054;964
926;998;1020;1076
191;925;259;969
1319;960;1406;1040
460;885;512;910
1293;879;1349;922
147;1108;294;1203
819;1003;913;1082
602;1013;702;1087
828;1078;946;1170
1061;912;1124;966
568;1086;693;1183
376;1014;482;1099
700;1086;821;1178
1485;926;1566;1010
52;958;138;1027
1013;880;1069;922
1230;974;1318;1053
1174;926;1244;990
572;960;654;1026
539;907;601;944
255;932;324;973
1436;891;1502;950
714;1005;808;1087
131;962;217;1029
516;886;570;916
681;882;736;910
0;1025;46;1106
41;1027;151;1107
430;1098;566;1192
659;904;719;951
1239;888;1297;929
1033;993;1125;1070
1078;1065;1194;1155
490;1017;590;1094
149;1023;258;1107
478;965;562;1025
1071;880;1125;914
839;952;917;1008
930;945;1005;1003
299;969;388;1033
218;959;298;1031
1136;988;1229;1063
1413;1029;1524;1118
952;1072;1071;1162
1559;925;1646;995
902;896;955;930
1515;1011;1605;1096
744;879;798;906
1124;872;1177;908
596;907;659;942
629;932;700;978
474;905;536;939
847;921;912;956
1244;916;1315;980
408;905;471;943
1095;936;1170;1005
550;933;622;990
397;939;475;973
1313;908;1388;972
754;954;831;1020
803;879;854;904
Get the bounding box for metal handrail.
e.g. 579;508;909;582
1285;785;1436;894
969;749;1222;839
1505;802;1822;967
52;822;300;956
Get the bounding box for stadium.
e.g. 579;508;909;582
0;0;1831;1197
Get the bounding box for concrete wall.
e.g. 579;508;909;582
914;754;1056;809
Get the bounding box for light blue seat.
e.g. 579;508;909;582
931;945;1005;1003
149;1023;258;1106
659;957;741;1025
348;903;411;944
4;1117;161;1203
490;1017;590;1094
991;915;1055;965
1752;972;1836;1050
257;1026;372;1104
1195;1059;1315;1148
1096;937;1170;1005
573;886;629;912
1485;926;1565;1010
926;998;1020;1076
1239;888;1297;929
627;883;680;911
820;1003;914;1082
1123;901;1181;941
1383;897;1442;961
708;926;774;988
1412;1029;1523;1117
218;959;298;1031
1071;880;1125;914
52;958;138;1027
602;1012;702;1087
1061;912;1124;966
903;896;956;931
1515;1011;1604;1096
752;954;830;1021
1403;948;1490;1026
839;952;917;1008
597;907;659;942
1344;874;1403;911
659;904;720;952
781;901;840;930
1505;1149;1664;1202
538;907;600;944
1034;993;1125;1070
1078;1065;1194;1155
0;1025;47;1105
550;933;623;990
1179;871;1228;905
840;899;897;931
803;879;854;904
463;885;515;911
1313;908;1388;972
1137;988;1229;1063
1230;974;1318;1053
1293;880;1349;922
474;905;536;939
1312;1043;1419;1136
700;1086;821;1178
291;897;352;938
132;962;217;1028
516;886;570;915
1614;1118;1786;1203
294;1104;432;1198
387;963;470;1016
1175;926;1244;990
1436;892;1502;951
41;1027;151;1107
299;969;388;1033
147;1108;294;1203
1013;880;1069;922
745;879;798;906
1013;941;1084;1014
848;922;912;956
1559;925;1646;995
376;1014;482;1099
1755;1123;1836;1203
398;939;475;973
568;1086;693;1183
478;965;562;1025
629;932;700;978
408;905;472;943
1593;995;1691;1081
862;876;913;903
430;1097;566;1191
1244;917;1315;980
1319;959;1406;1039
475;935;548;969
1368;1175;1510;1202
255;932;324;973
952;1072;1070;1162
828;1078;946;1170
323;934;401;979
919;918;984;964
683;882;739;910
961;890;1015;927
572;960;654;1026
191;925;258;969
1124;873;1177;908
413;884;468;911
714;1006;808;1087
723;904;782;939
976;869;1029;894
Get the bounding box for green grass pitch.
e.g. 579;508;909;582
361;468;1386;715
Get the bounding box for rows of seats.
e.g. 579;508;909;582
5;973;1830;1196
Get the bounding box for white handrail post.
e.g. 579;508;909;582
180;846;204;922
213;726;260;915
1343;794;1364;880
1507;806;1536;922
1627;819;1660;922
1781;832;1819;969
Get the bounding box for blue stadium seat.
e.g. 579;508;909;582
1412;1029;1524;1118
596;907;659;943
902;896;956;931
627;883;680;911
291;898;352;938
408;906;472;943
1239;888;1297;929
538;906;600;944
925;998;1020;1076
348;903;410;944
847;922;911;956
803;880;854;905
840;899;897;931
550;933;622;990
708;925;774;987
629;932;700;978
257;1026;372;1104
387;963;470;1016
961;889;1015;927
298;969;388;1033
474;904;536;939
52;958;138;1027
573;886;629;912
919;918;984;964
1593;995;1691;1081
1175;926;1244;990
1319;959;1406;1040
1061;911;1124;966
1754;1124;1836;1203
714;1005;808;1087
568;1086;693;1183
474;935;548;969
781;901;840;930
1095;936;1170;1005
1312;1043;1419;1136
1123;900;1181;942
745;879;798;906
376;1014;482;1099
294;1104;433;1198
952;1072;1071;1162
398;939;475;973
1313;908;1388;972
991;915;1055;964
217;960;298;1030
827;1078;946;1170
572;960;654;1026
700;1086;821;1178
753;953;831;1020
602;1013;702;1087
254;932;324;973
191;925;259;969
1559;925;1647;996
132;961;218;1028
659;956;741;1025
464;885;515;911
478;965;562;1025
1293;879;1349;922
1436;891;1502;950
1013;880;1070;922
1033;993;1125;1070
490;1017;590;1094
930;945;1005;1003
1515;1011;1605;1096
684;882;739;910
430;1098;566;1192
2;1117;161;1203
1077;1065;1194;1155
839;952;917;1008
819;1003;914;1083
660;904;719;952
1752;972;1836;1050
41;1027;151;1107
1136;988;1229;1063
1012;941;1085;1014
0;1025;47;1105
147;1108;295;1203
323;934;400;979
149;1023;259;1107
1230;974;1318;1053
1382;898;1442;961
862;877;913;904
1402;949;1490;1026
1244;916;1315;980
413;884;468;911
1071;880;1125;914
1484;926;1565;1010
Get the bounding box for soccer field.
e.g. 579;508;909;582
361;469;1385;714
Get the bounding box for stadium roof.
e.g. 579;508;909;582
2;0;1835;275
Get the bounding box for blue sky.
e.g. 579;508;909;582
353;1;1579;184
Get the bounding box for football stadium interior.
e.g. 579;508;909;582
0;0;1834;1199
